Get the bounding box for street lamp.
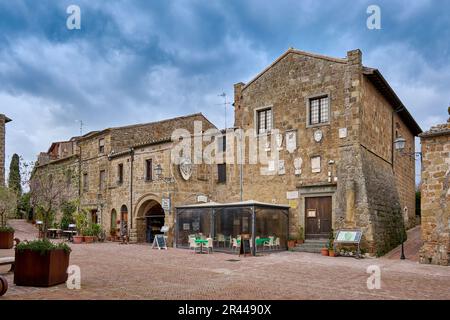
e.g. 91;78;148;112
393;137;422;160
154;164;163;180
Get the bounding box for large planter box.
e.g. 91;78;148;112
0;231;14;249
14;249;70;287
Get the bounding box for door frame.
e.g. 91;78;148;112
298;185;336;240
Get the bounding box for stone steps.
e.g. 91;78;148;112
293;240;328;253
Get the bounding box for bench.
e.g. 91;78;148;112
0;257;15;272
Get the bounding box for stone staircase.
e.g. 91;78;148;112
293;239;328;253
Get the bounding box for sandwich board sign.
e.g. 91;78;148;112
152;234;168;250
239;234;252;257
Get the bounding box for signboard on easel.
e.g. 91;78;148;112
152;234;168;250
239;234;251;257
334;229;363;258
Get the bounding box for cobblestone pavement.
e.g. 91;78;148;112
1;220;449;300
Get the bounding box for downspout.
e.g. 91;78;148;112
130;148;134;230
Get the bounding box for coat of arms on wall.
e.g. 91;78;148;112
294;157;303;176
275;133;283;150
286;130;297;154
179;157;192;180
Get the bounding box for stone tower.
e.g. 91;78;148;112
0;114;12;186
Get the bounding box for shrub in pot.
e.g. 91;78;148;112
0;226;15;249
321;248;329;256
296;226;304;245
72;235;84;244
83;227;94;243
14;239;71;287
287;237;297;249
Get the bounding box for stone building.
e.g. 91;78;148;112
33;113;219;244
419;115;450;266
0;114;12;186
33;48;422;256
224;48;421;255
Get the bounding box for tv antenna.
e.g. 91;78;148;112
75;120;84;136
217;92;231;129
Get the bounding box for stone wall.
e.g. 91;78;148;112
419;122;450;266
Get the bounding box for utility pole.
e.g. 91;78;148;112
76;120;84;136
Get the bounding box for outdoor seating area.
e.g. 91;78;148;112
176;201;289;255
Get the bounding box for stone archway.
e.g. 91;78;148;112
136;198;165;243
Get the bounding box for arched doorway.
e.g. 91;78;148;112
136;199;165;243
120;205;128;237
110;209;117;236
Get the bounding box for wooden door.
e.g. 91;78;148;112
305;197;332;239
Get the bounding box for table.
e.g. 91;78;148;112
47;229;62;239
63;230;77;242
195;239;208;254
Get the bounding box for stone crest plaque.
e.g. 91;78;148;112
286;131;297;153
179;157;192;180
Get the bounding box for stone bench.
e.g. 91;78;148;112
0;257;15;272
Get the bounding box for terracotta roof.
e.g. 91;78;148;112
77;112;215;142
419;122;450;138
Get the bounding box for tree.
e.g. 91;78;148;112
26;162;77;239
8;154;22;196
0;187;17;228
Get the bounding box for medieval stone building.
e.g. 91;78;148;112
222;49;421;255
0;114;12;186
419;115;450;266
33;48;422;256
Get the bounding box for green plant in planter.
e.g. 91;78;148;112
0;225;14;233
16;239;71;255
74;210;89;236
296;226;304;242
91;224;102;237
327;229;335;250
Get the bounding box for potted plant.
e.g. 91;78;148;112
296;226;304;245
287;236;297;249
91;223;101;242
327;229;336;257
320;247;329;256
14;239;71;287
73;210;88;244
83;226;94;243
0;187;17;249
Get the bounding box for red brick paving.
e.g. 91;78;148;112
0;220;449;300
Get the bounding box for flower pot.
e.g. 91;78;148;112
321;248;329;256
287;240;296;249
328;250;336;257
14;249;70;287
0;231;14;249
84;236;94;243
296;239;304;245
72;236;84;244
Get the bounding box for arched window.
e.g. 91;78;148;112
111;209;117;232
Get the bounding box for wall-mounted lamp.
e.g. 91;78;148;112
393;137;421;160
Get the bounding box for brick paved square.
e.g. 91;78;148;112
1;221;449;300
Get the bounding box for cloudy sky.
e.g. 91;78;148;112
1;0;449;181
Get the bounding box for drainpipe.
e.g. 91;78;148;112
130;148;134;230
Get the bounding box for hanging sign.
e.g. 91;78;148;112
162;198;171;211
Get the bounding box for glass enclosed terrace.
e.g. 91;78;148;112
175;201;289;255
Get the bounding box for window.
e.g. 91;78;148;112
83;173;88;191
99;170;106;190
65;169;72;187
99;138;105;154
145;159;152;181
257;108;272;134
118;164;124;184
309;96;329;125
218;164;227;183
